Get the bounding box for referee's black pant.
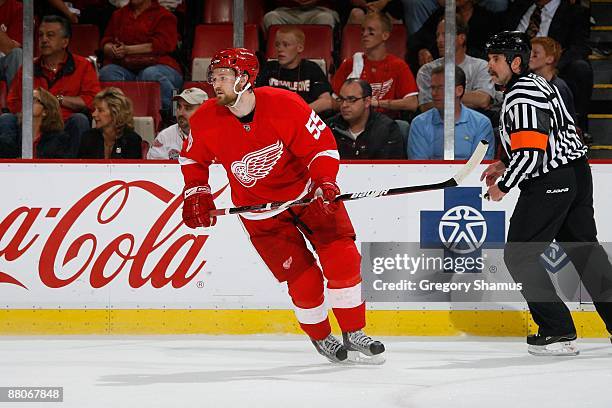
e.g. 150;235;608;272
504;157;612;336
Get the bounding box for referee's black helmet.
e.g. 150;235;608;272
485;31;532;74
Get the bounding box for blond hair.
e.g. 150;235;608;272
364;11;392;33
276;25;305;46
94;87;134;131
36;87;64;133
531;37;562;67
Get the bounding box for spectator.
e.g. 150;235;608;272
78;87;142;159
407;0;501;72
256;26;333;115
346;0;404;25
328;78;405;159
503;0;592;133
263;1;339;31
1;15;100;158
529;36;577;125
416;17;495;113
147;87;207;160
332;11;419;119
33;87;75;158
0;0;23;88
99;0;183;123
408;65;495;159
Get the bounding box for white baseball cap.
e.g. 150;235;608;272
173;88;208;105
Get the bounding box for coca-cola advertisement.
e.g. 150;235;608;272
0;163;289;309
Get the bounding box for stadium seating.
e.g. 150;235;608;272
203;0;265;25
191;24;259;81
100;81;161;145
266;24;333;73
340;24;407;62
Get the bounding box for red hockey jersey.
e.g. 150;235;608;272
180;87;340;219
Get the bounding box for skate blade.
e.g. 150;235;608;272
528;341;580;356
344;350;386;365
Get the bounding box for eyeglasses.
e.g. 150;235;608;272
335;95;367;104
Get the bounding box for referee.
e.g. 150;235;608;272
482;31;612;355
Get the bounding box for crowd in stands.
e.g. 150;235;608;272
0;0;593;161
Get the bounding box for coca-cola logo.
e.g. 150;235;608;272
0;180;227;290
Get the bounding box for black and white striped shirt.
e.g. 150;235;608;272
497;73;587;192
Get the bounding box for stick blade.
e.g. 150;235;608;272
452;140;489;185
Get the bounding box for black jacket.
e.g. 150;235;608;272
503;0;590;70
78;127;143;159
36;130;75;159
328;110;406;160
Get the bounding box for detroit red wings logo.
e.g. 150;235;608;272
371;79;394;100
230;141;284;188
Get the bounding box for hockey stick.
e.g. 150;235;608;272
209;140;489;217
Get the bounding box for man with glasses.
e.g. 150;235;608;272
328;78;405;159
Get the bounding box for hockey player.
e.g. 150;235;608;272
482;31;612;355
179;48;385;363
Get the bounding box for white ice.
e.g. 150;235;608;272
1;335;611;408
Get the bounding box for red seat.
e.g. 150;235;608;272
192;24;259;60
340;24;407;62
203;0;265;25
69;24;100;58
100;81;161;131
266;25;333;72
191;24;259;81
182;81;216;99
0;81;7;110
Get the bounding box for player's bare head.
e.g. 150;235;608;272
361;12;391;51
275;26;305;68
338;79;372;124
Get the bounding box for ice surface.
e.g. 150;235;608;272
1;335;611;408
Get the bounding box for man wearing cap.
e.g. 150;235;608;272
147;87;208;160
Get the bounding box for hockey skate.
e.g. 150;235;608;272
342;330;386;365
527;333;579;356
312;334;348;363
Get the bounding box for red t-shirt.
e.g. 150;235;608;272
332;53;418;114
0;0;23;44
101;1;180;73
180;87;340;220
8;53;101;120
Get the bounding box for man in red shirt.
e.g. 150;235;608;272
180;48;385;364
0;0;23;87
332;11;419;119
0;15;100;158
